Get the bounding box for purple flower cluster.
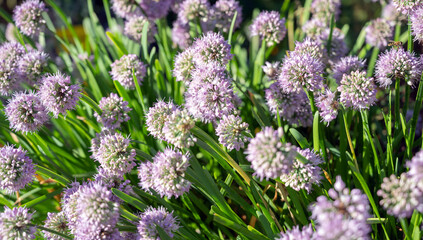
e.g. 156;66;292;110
213;0;243;33
0;207;36;240
110;0;142;19
311;0;341;23
216;115;250;151
294;37;328;64
38;73;81;118
375;47;423;87
146;100;179;140
383;2;407;22
171;20;192;49
310;176;371;239
0;145;35;193
250;11;286;46
13;0;47;37
265;83;313;127
338;70;377;110
139;0;174;20
94;166;133;203
5;92;49;134
95;93;132;130
392;0;423;14
18;49;49;84
177;0;211;24
0;42;26;95
138;148;191;198
91;132;136;177
62;182;83;234
276;224;315;240
365;18;394;49
332;56;366;84
43;212;70;240
173;47;196;83
137;206;180;239
316;89;339;125
124;15;157;43
407;149;423;182
192;32;233;67
411;6;423;42
302;18;327;39
317;28;348;64
245;127;297;180
110;54;147;90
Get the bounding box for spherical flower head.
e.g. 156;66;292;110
245;127;297;180
262;61;281;81
38;73;81;118
281;148;323;192
392;0;423;14
383;2;407;22
139;148;191;198
310;176;371;240
302;18;326;39
94;93;132;130
375;47;423;87
411;6;423;43
13;0;47;37
74;182;121;240
250;11;287;47
294;37;328;64
171;20;192;50
162;109;197;148
0;145;35;193
317;28;348;64
192;32;233;66
407;150;423;182
124;16;157;43
43;212;70;240
62;182;83;234
377;173;423;218
276;224;315;240
91;132;136;177
332;56;366;84
0;207;36;240
177;0;210;24
94;166;133;203
311;0;341;23
265;83;313;127
278;52;325;93
0;42;26;95
111;0;142;19
146;100;178;140
173;47;196;84
110;54;147;90
216;115;250;151
5;92;49;134
213;0;243;33
316;89;339;125
139;0;173;20
338;70;377;110
137;206;180;240
17;50;48;84
365;18;394;49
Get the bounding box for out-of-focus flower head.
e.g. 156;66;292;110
171;20;192;49
411;5;423;43
110;54;147;90
276;224;315;240
317;28;349;64
365;18;394;49
13;0;47;37
124;15;157;43
177;0;211;25
250;11;287;47
332;56;366;84
0;42;26;96
139;0;173;20
311;0;341;23
18;50;48;84
111;0;142;19
212;0;243;33
302;18;327;39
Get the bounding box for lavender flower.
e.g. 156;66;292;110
265;83;313;127
245;127;297;180
13;0;47;37
94;167;133;203
316;89;339;125
171;20;192;49
216;115;250;151
0;42;26;95
311;0;341;23
294;37;328;64
91;132;136;177
377;173;423;218
110;54;147;90
278;52;325;93
411;6;423;43
338;70;377;110
74;182;121;240
250;11;287;46
375;47;423;87
173;47;196;84
407;150;423;182
192;32;232;66
317;29;348;64
138;148;191;198
162;108;197;148
281;148;323;192
17;50;48;84
383;2;407;22
124;16;157;43
392;0;423;14
146;100;178;140
213;0;243;33
332;56;366;84
365;18;394;49
177;0;210;24
0;145;35;193
310;176;371;240
43;212;70;240
0;207;36;240
276;224;315;240
302;18;327;39
139;0;173;20
111;0;142;19
62;182;83;234
94;93;132;130
5;92;49;133
38;73;81;118
137;206;180;239
262;61;281;81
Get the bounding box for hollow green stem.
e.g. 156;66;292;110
342;110;359;171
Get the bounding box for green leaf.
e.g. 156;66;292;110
112;188;147;211
24;188;63;208
106;31;128;56
156;225;172;240
213;213;270;240
289;128;311;148
313;111;320;152
35;165;70;186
